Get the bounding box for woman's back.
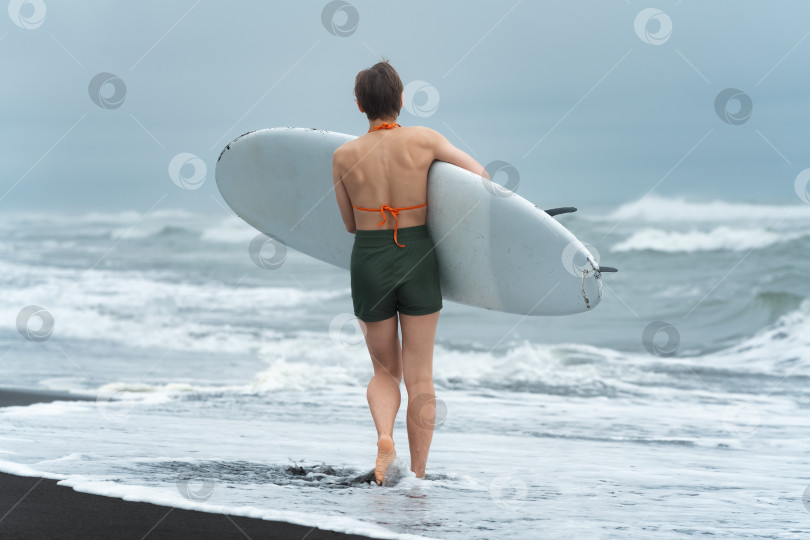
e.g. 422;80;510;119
335;125;486;231
337;126;433;230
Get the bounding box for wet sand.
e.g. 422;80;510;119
0;387;376;540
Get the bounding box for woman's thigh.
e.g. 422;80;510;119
359;315;402;382
399;311;439;387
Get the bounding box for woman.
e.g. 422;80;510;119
332;60;489;485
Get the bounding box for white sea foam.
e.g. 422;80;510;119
600;195;810;223
7;298;807;399
625;298;810;378
200;215;261;244
0;209;256;245
246;305;810;393
0;208;199;226
109;223;184;240
712;298;810;371
88;208;200;223
2;304;808;539
0;460;65;480
109;214;257;242
0;260;345;354
611;226;805;253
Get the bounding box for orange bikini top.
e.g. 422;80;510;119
353;122;426;248
352;202;427;247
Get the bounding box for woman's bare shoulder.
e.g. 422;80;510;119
334;137;359;159
403;125;435;135
402;125;439;145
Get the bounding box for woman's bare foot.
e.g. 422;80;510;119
375;434;396;486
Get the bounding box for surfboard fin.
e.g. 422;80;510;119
543;207;577;217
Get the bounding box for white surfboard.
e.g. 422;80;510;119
215;127;605;316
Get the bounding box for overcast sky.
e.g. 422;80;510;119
2;0;809;216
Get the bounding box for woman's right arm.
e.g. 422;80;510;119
423;127;490;180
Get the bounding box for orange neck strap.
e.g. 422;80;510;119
368;122;401;133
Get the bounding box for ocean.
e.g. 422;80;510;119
1;195;809;539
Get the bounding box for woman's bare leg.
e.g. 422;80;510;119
399;311;440;478
358;315;402;484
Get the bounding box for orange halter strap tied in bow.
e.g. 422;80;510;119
351;202;428;247
368;122;401;133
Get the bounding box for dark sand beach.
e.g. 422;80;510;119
0;388;376;540
0;387;97;407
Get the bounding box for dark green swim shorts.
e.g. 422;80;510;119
350;225;443;322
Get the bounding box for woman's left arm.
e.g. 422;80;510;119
332;150;356;233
